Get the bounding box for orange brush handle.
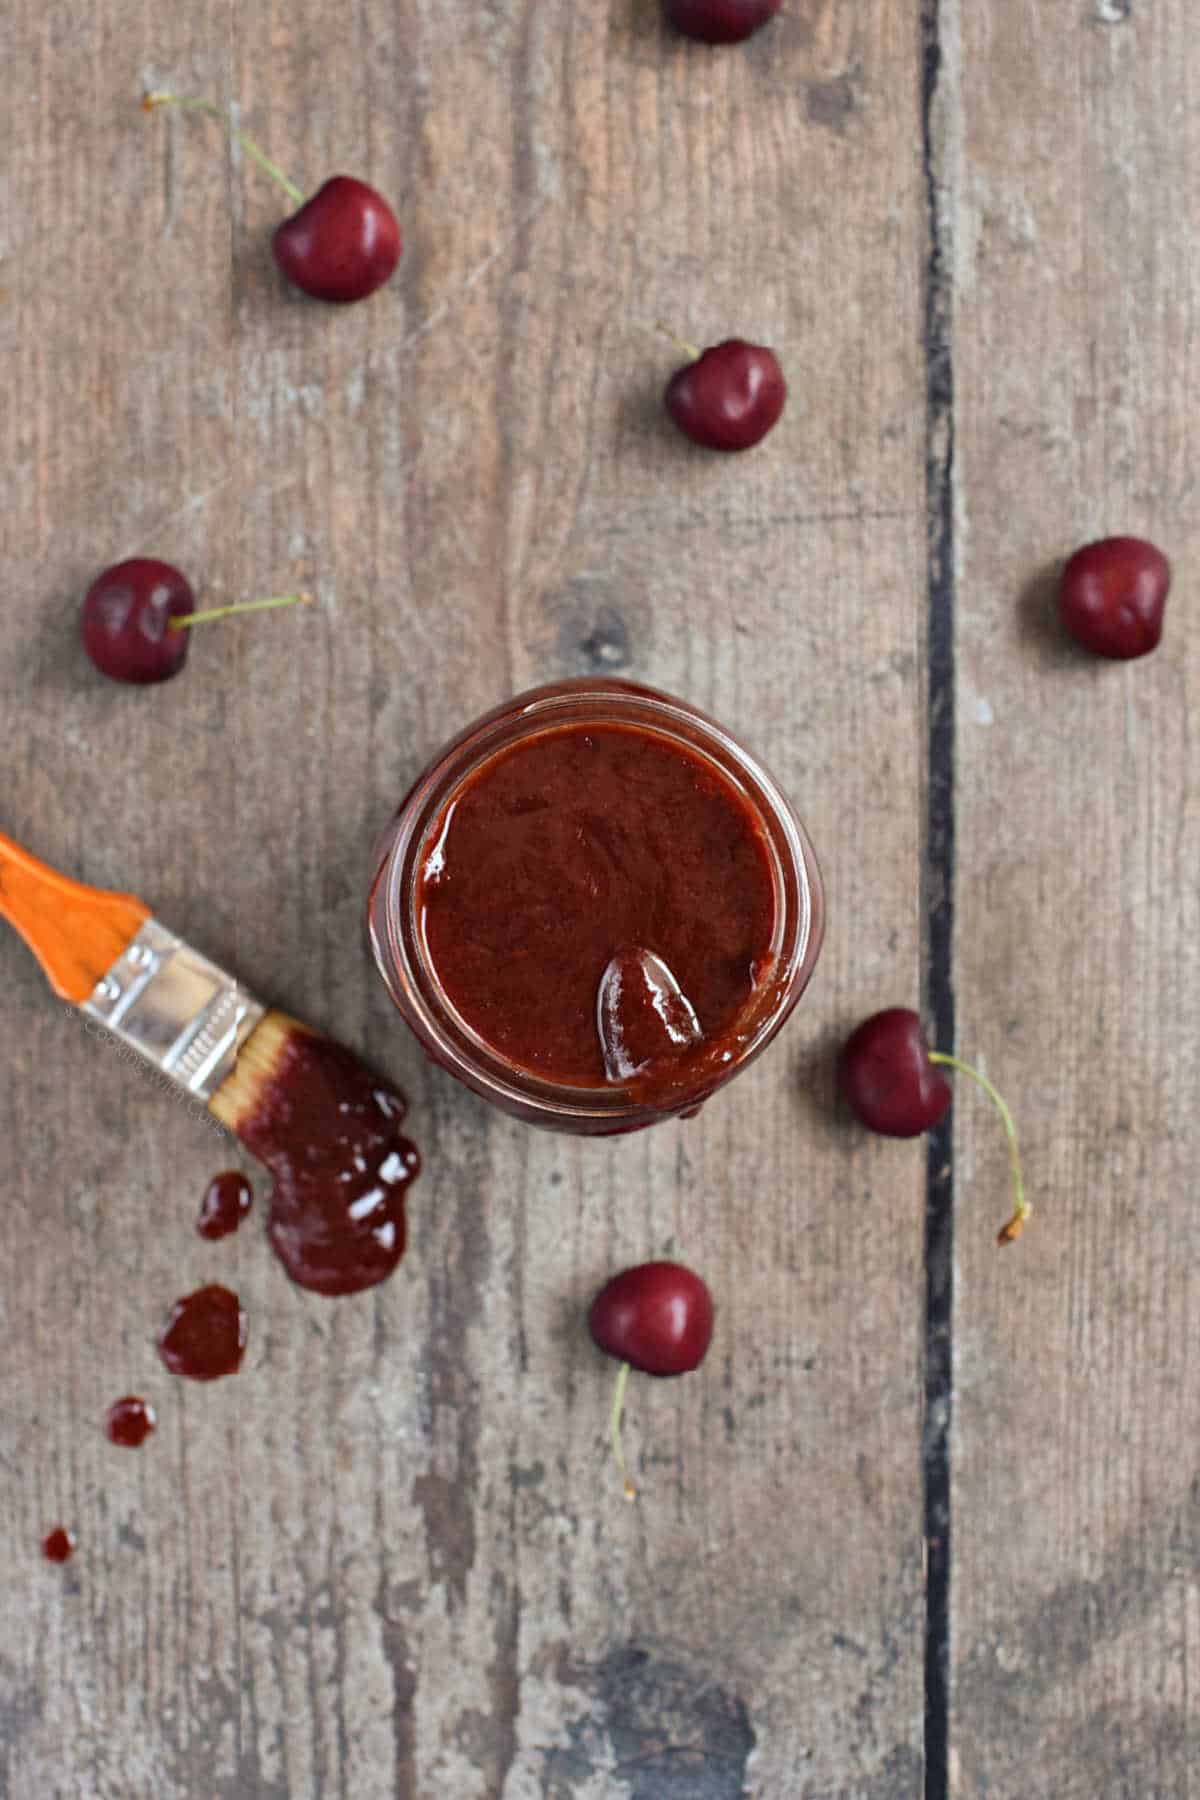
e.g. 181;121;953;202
0;829;150;1003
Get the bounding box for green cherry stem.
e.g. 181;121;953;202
655;321;702;363
143;93;305;207
168;593;312;633
609;1361;637;1502
928;1052;1030;1245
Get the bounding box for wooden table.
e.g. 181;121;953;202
2;3;1196;1794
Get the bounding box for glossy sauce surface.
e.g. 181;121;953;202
197;1171;254;1240
105;1396;157;1447
237;1034;420;1297
417;723;777;1087
157;1285;247;1380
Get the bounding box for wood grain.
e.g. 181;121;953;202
947;1;1200;1795
0;3;928;1796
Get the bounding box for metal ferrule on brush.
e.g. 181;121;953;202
81;919;264;1102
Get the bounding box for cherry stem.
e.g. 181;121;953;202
655;321;702;363
609;1361;637;1502
928;1052;1030;1245
143;93;305;208
167;592;312;633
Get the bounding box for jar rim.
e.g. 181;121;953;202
368;679;824;1128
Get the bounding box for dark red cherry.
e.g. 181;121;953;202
144;96;401;306
81;558;194;684
665;339;786;451
273;178;402;304
839;1010;1030;1243
589;1261;714;1376
1057;536;1170;660
838;1008;951;1138
665;0;783;43
82;562;309;685
197;1171;254;1240
589;1261;715;1499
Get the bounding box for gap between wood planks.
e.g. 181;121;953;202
921;1;957;1797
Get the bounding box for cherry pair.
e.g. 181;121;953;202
583;1014;1028;1512
146;94;788;455
148;92;787;453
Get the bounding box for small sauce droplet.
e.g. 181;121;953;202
197;1171;254;1240
105;1396;157;1447
42;1526;75;1563
157;1284;247;1380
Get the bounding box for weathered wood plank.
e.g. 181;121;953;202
1;2;927;1794
948;1;1200;1793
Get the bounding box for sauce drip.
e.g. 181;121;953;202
197;1171;253;1240
236;1034;420;1297
157;1284;247;1380
105;1396;157;1447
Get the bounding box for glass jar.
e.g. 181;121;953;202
367;679;824;1133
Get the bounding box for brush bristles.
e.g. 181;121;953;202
209;1010;313;1132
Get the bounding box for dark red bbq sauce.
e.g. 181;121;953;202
157;1284;247;1380
105;1396;157;1447
417;723;778;1089
42;1527;75;1563
235;1033;420;1298
197;1171;254;1240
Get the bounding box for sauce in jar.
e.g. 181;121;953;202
417;722;777;1090
369;681;823;1132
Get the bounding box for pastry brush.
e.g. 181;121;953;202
0;828;419;1294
